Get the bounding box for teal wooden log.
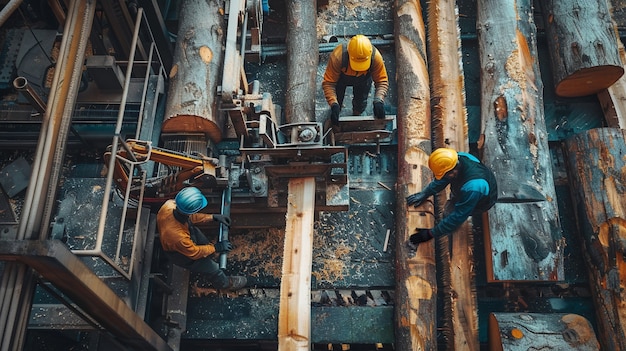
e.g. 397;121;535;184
565;127;626;350
477;0;564;282
489;313;600;350
539;0;624;97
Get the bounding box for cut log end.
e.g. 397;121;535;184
162;114;223;143
555;65;625;97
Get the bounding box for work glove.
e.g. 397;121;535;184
213;214;231;227
373;99;385;119
407;229;434;251
214;240;233;253
406;191;428;207
330;103;341;125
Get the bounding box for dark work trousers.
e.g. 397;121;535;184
335;73;373;115
165;225;229;289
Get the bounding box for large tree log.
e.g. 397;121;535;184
285;0;317;123
394;1;437;350
163;0;225;143
539;0;624;97
597;28;626;128
426;0;478;349
565;127;626;350
477;0;564;281
489;313;600;350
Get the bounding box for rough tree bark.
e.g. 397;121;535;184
539;0;624;97
394;1;437;350
477;0;564;281
285;0;317;123
489;313;600;350
163;0;225;143
565;127;626;351
426;0;478;349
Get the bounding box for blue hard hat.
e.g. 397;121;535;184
175;187;208;215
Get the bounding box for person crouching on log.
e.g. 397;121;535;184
405;148;498;250
322;34;389;125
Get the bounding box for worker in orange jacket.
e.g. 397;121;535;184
322;34;389;125
157;187;247;290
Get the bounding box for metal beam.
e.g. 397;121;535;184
0;239;172;351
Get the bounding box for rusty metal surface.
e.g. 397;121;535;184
0;239;172;351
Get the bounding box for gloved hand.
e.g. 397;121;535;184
373;99;385;119
410;229;433;244
213;214;231;227
214;240;233;253
406;191;428;207
330;103;341;125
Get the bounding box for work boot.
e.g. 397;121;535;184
226;276;247;291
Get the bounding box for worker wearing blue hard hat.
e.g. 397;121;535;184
157;187;247;290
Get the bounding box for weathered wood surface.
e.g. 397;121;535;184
488;313;600;350
539;0;624;97
278;178;316;350
598;36;626;128
285;0;317;123
163;0;225;143
477;0;564;281
426;0;478;349
394;1;437;350
565;127;626;350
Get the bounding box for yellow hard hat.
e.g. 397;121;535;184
428;148;459;180
347;35;373;71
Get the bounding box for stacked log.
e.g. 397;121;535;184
426;0;478;349
539;0;624;98
394;1;437;349
565;128;626;350
477;0;564;282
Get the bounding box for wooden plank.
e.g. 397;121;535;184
394;1;437;350
477;0;564;281
278;177;316;350
538;0;624;97
564;128;626;350
426;0;478;349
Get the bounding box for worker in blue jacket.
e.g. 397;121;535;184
405;148;498;250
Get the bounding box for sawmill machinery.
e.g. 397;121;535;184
0;0;398;350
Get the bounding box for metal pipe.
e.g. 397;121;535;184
0;0;23;27
218;186;232;269
13;77;47;114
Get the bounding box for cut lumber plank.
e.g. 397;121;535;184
278;177;316;350
477;0;564;281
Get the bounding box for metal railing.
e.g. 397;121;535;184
71;8;167;280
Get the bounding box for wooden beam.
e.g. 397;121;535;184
278;177;316;350
426;0;478;349
477;0;564;281
394;1;437;350
564;128;626;350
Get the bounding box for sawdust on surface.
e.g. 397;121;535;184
316;0;381;40
228;227;285;279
